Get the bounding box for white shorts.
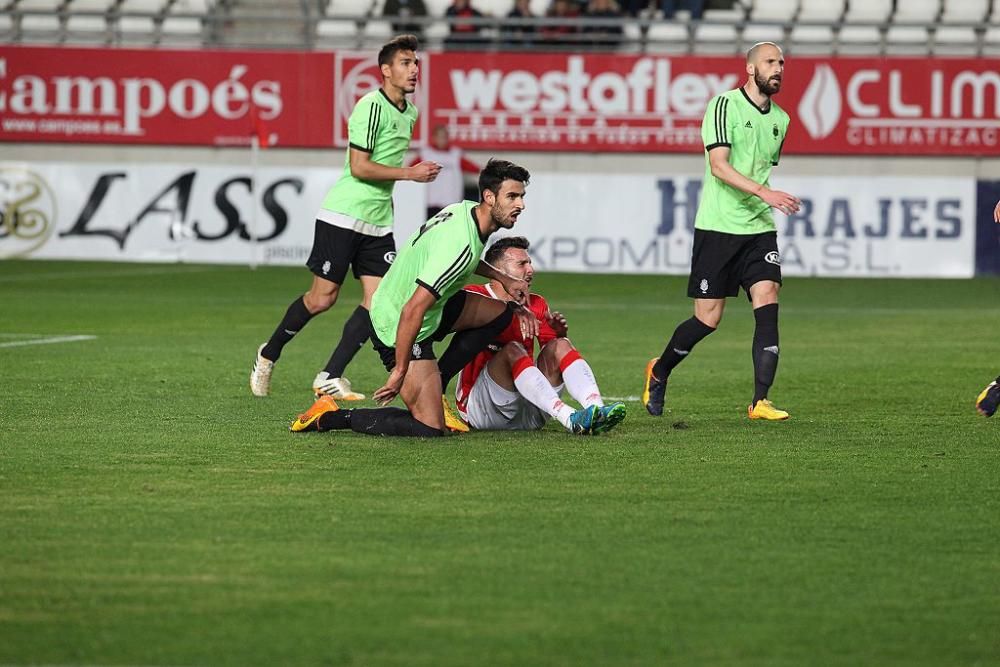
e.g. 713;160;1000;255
460;368;561;431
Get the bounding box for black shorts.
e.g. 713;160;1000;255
687;229;782;299
305;221;396;284
369;290;468;372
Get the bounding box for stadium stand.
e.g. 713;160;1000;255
0;0;997;55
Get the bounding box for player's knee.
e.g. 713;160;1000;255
304;288;340;313
695;309;723;329
502;341;529;361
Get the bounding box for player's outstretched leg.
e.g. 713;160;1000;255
291;399;443;437
645;316;717;415
976;376;1000;417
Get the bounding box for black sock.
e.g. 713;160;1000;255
438;305;514;390
318;407;443;437
752;303;780;404
653;316;716;379
261;296;315;362
322;306;371;377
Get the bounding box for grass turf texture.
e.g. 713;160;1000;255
2;259;998;666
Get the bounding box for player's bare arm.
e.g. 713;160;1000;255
994;198;999;223
373;285;436;405
349;148;441;183
707;146;800;216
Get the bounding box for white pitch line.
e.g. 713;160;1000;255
605;395;641;402
0;335;97;349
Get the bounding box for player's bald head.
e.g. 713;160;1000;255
746;42;782;65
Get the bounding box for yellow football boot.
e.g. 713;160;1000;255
748;398;790;421
442;396;470;433
290;395;339;432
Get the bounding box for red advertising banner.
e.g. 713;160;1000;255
0;45;333;147
2;45;998;156
428;52;1000;156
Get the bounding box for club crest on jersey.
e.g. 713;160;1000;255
384;251;396;264
699;279;709;293
412;343;422;359
765;251;781;265
773;124;779;137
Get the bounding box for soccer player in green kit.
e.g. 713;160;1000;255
643;42;802;421
289;159;612;437
250;35;442;400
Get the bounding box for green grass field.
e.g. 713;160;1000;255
2;259;999;666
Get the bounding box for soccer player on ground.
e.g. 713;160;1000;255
289;160;610;437
453;236;626;434
975;198;1000;417
643;41;801;421
250;34;442;400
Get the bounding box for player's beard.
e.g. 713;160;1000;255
491;206;515;229
754;70;781;96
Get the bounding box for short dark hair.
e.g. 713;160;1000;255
484;236;530;266
478;158;530;201
378;34;419;67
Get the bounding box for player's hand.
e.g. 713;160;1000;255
516;307;540;340
499;276;529;302
373;367;406;406
759;187;801;216
546;310;568;338
994;199;999;223
409;161;442;183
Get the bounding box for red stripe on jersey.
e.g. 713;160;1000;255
558;349;582;373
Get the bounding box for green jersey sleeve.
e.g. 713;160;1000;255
702;94;736;151
347;95;380;153
413;215;476;299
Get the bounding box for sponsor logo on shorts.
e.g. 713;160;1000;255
764;251;781;266
699;278;709;293
384;251;396;264
412;343;422;359
322;260;331;274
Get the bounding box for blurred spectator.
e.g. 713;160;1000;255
502;0;536;48
623;0;704;18
443;0;485;49
382;0;428;39
542;0;581;47
661;0;704;19
411;125;480;221
583;0;623;48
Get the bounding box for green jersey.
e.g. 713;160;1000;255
370;201;486;347
696;88;789;235
319;89;418;232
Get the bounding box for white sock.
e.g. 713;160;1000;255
513;363;576;430
561;356;603;408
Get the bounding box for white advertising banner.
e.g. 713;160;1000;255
1;162;975;278
0;162;427;265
